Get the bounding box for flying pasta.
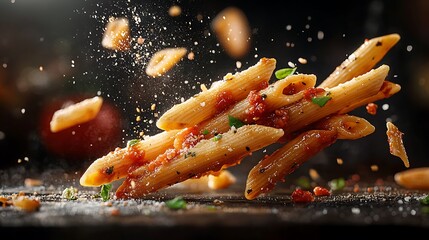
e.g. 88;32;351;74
80;33;405;200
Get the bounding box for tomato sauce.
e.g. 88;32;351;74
291;189;314;203
215;91;235;114
303;87;326;101
244;90;267;122
174;126;202;149
313;186;331;196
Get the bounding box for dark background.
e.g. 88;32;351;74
0;0;428;185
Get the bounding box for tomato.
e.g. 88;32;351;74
291;189;314;203
38;95;123;161
313;186;331;196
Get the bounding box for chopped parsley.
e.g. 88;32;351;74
165;196;187;210
228;115;244;129
420;195;429;205
202;129;209;135
328;178;346;191
295;176;311;189
213;134;223;142
62;187;78;200
311;95;332;107
100;184;112;201
275;67;297;80
127;139;140;147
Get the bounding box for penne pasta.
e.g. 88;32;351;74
156;58;276;130
177;170;236;191
319;34;400;88
338;81;401;114
314;114;375;140
386;122;409;168
200;74;316;134
78;33;405;200
246;115;374;200
116;125;284;198
50;96;103;133
284;65;388;135
145;47;187;77
245;130;337;200
79;130;179;187
101;17;130;51
394;167;429;190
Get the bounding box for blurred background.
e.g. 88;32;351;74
0;0;428;187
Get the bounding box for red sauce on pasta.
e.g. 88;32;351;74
145;148;180;172
303;87;325;100
244;90;267;122
174;126;202;149
215;91;235;114
256;107;289;129
283;83;298;95
257;81;269;91
123;146;145;163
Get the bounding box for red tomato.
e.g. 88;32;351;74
291;189;314;203
313;186;331;196
38;95;123;161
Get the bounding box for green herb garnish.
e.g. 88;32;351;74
165;196;187;210
213;134;223;142
328;178;346;191
420;195;429;205
311;96;332;107
228;115;244;129
62;187;78;200
100;183;112;201
202;129;209;135
275;67;297;80
127;139;140;147
295;176;311;189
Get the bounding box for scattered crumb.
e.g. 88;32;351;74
169;5;182;17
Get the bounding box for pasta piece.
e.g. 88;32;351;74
245;130;337;200
208;170;237;190
211;7;251;59
50;96;103;133
319;34;400;88
156;58;277;130
394;167;429;190
116;125;284;198
315;115;375;140
246;115;375;200
338;81;401;114
386;122;409;168
12;196;40;212
284;65;388;134
145;47;187;77
101;17;130;51
79;130;179;186
200;74;316;134
177;170;236;191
